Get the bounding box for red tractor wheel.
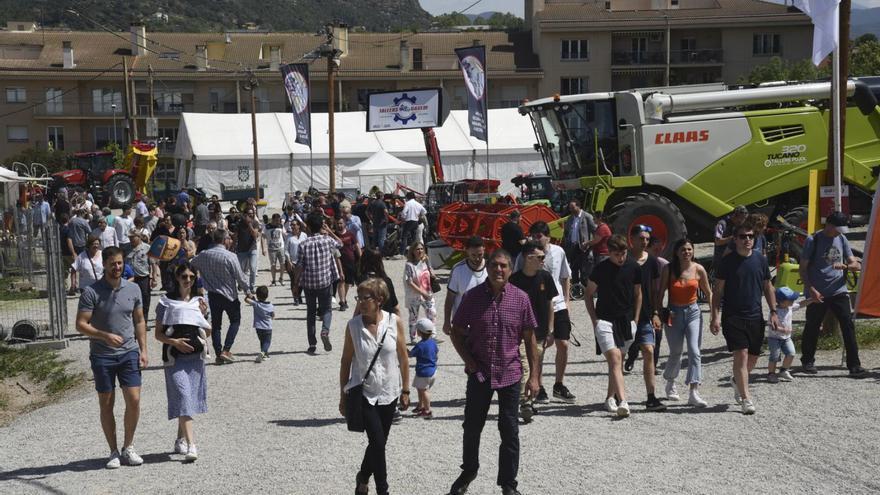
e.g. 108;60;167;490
606;192;687;258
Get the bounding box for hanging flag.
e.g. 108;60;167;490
280;63;311;147
793;0;841;66
855;185;880;317
455;45;488;142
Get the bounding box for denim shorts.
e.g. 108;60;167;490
90;350;142;393
634;321;656;346
768;337;796;363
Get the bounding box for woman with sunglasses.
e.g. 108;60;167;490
70;235;104;293
403;241;436;343
154;262;211;461
339;278;410;495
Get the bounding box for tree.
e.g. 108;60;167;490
854;33;878;47
851;40;880;76
3;147;71;174
486;12;524;31
739;57;823;84
432;12;471;28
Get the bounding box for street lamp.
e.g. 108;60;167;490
111;103;118;144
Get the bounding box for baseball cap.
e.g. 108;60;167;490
826;211;849;234
415;318;435;335
775;286;799;302
466;235;485;248
733;205;748;215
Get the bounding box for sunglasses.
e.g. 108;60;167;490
178;274;196;280
354;295;374;302
527;254;545;260
637;224;653;233
737;234;755;240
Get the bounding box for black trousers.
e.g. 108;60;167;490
564;244;592;285
461;374;520;490
801;292;861;369
133;276;151;324
400;220;420;255
359;398;397;495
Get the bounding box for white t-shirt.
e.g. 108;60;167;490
92;226;118;249
114;215;134;244
343;311;401;406
447;259;487;318
515;243;571;312
285;232;308;263
400;199;426;222
768;302;799;340
72;251;104;289
264;225;286;252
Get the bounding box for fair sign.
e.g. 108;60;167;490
367;89;443;132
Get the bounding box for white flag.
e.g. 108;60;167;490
794;0;840;66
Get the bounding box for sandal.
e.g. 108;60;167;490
421;410;433;419
412;407;424;415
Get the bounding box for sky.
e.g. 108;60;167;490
418;0;525;16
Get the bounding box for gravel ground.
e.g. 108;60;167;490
2;249;880;495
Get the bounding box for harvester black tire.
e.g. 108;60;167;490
606;192;687;259
782;205;809;262
107;174;135;207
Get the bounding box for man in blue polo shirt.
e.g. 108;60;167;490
76;246;148;469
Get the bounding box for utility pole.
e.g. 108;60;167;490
129;62;138;140
122;56;135;142
324;23;340;193
244;69;261;202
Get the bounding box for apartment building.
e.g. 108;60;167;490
0;25;541;159
527;0;813;95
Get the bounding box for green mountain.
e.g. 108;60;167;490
1;0;432;32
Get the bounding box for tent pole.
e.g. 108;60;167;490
309;148;314;189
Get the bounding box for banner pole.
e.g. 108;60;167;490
309;147;314;189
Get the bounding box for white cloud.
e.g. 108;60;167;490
419;0;525;16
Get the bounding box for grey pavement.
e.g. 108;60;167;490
1;252;879;494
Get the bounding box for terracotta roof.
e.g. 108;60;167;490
535;0;810;25
0;30;540;78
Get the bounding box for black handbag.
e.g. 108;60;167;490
430;275;442;294
345;327;389;432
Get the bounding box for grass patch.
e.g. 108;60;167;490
792;321;880;351
0;276;41;301
0;344;84;406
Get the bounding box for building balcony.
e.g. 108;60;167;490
32;101;194;118
612;49;723;66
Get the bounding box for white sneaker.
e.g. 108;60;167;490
120;446;143;466
741;398;756;415
106;451;121;469
688;389;708;408
617;400;630;418
665;380;680;401
731;376;742;405
779;369;794;382
605;397;618;413
255;352;264;363
174;438;188;455
185;444;199;462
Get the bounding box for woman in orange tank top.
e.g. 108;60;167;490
658;238;713;408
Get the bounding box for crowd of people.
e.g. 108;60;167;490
50;186;866;495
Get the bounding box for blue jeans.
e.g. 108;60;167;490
237;250;258;292
257;329;272;354
208;292;241;355
663;303;703;385
372;224;387;251
461;373;520;491
768;337;795;363
305;285;333;347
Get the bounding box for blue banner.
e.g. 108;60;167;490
455;45;488;142
280;63;311;147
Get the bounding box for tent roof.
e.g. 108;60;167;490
174;108;537;161
343;151;423;177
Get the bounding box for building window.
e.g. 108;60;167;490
157;127;178;153
561;39;589;60
92;88;122;114
157;91;185;114
47;126;64;150
45;88;63;114
7;125;29;143
6;87;26;103
680;38;696;51
753;34;781;56
671;0;679;6
561;77;588;95
412;48;423;70
94;125;121;149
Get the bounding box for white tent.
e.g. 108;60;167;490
341;150;426;192
173;108;546;205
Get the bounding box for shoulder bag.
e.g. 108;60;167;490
345;323;390;432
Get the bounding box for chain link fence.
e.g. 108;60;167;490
0;209;67;342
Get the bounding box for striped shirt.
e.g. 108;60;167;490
296;234;342;290
451;281;537;389
191;245;249;302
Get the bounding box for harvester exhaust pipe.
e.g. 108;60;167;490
645;81;857;121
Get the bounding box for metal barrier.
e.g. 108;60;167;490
0;210;68;342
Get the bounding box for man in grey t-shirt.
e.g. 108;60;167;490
798;211;864;376
76;246;148;469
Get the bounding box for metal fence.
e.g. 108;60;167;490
0;210;68;342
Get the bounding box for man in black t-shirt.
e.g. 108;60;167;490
584;234;641;418
501;210;525;259
623;225;666;412
711;222;779;415
367;192;389;251
510;241;558;423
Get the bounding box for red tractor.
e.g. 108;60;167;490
51;151;136;207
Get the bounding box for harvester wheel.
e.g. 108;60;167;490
106;174;135;207
606;192;687;258
782;205;809;261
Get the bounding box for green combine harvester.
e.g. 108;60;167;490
518;78;880;256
